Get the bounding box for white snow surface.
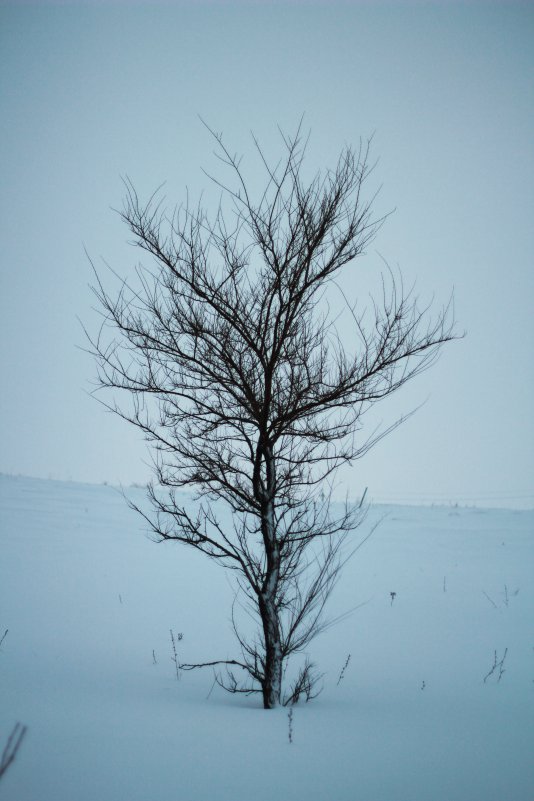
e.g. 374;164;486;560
1;474;533;801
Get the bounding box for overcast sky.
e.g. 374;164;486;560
1;1;532;508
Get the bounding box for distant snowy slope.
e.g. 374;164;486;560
1;475;533;801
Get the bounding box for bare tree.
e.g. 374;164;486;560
87;124;456;708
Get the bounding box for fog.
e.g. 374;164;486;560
1;2;532;507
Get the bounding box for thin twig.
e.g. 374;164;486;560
336;654;351;686
482;591;498;609
288;707;294;744
0;723;27;780
170;630;183;680
206;675;217;700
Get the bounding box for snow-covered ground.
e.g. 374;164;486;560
1;474;532;801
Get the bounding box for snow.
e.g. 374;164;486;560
1;474;533;800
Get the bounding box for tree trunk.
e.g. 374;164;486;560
259;588;282;708
258;446;282;708
254;440;282;709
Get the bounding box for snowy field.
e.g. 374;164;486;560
1;474;532;801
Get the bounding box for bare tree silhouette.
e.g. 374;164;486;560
87;123;456;708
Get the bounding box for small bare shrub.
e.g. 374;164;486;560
484;648;508;683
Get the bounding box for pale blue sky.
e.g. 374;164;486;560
1;1;532;507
